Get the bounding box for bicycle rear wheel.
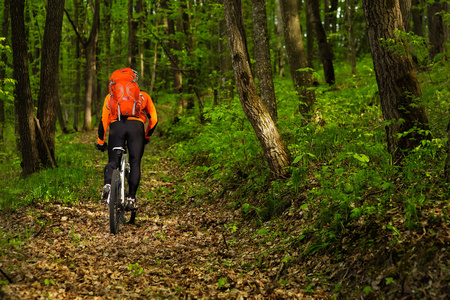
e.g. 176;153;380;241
109;169;121;234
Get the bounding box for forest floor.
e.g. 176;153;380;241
1;131;449;299
0;131;326;299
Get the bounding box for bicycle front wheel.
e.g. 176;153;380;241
109;169;121;234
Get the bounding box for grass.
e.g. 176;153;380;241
0;131;101;210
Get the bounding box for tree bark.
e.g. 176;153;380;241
10;0;40;177
83;0;100;131
223;0;291;179
278;0;316;116
411;0;424;37
427;1;447;60
309;0;336;84
161;0;182;96
0;0;10;145
345;0;357;75
128;0;138;69
252;0;278;123
36;0;65;168
399;0;411;32
362;0;430;163
305;0;314;68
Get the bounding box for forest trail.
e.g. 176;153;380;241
0;131;327;299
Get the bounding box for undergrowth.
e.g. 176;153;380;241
0;133;100;210
163;55;450;248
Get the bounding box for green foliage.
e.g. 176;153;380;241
164;55;450;262
0;132;101;210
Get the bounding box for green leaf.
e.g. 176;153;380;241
353;153;370;163
218;278;228;289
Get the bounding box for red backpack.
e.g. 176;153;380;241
108;68;143;120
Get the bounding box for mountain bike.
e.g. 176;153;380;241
108;146;136;234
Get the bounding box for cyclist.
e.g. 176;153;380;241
95;71;157;211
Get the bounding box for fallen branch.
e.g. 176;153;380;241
0;268;12;283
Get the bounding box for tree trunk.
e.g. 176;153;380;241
72;0;81;132
427;1;447;60
0;0;10;145
305;0;314;68
345;0;357;75
218;0;234;101
150;0;161;94
161;0;182;96
252;0;278;123
362;0;430;163
275;1;284;77
223;0;291;179
83;0;100;131
309;0;336;84
278;0;316;116
128;0;138;69
182;2;196;111
411;0;424;37
329;0;338;33
36;0;65;168
445;121;450;183
10;0;40;177
399;0;411;32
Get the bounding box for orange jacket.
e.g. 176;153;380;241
97;91;157;144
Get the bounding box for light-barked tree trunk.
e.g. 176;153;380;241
223;0;291;179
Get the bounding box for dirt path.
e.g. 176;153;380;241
0;136;327;299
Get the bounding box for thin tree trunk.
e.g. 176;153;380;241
309;0;336;83
275;1;284;77
0;0;10;145
128;0;138;69
278;0;316;116
362;0;430;163
10;0;40;177
82;0;100;131
218;0;234;100
252;0;277;123
36;0;65;168
427;1;447;60
345;0;357;75
411;0;424;37
73;0;81;132
223;0;291;179
150;0;161;94
305;0;314;68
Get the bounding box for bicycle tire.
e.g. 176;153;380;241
109;169;121;234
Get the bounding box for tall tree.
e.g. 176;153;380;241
36;0;65;168
223;0;291;179
252;0;277;123
161;0;182;96
399;0;412;32
278;0;316;116
0;0;10;145
411;0;424;36
10;0;40;177
65;0;101;130
362;0;430;163
309;0;336;84
345;0;357;75
83;0;100;131
427;0;447;60
128;0;138;69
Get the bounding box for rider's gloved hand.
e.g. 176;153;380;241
144;138;150;145
95;142;108;152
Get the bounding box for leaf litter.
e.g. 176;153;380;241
1;131;449;299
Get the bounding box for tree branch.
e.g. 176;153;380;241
63;8;86;47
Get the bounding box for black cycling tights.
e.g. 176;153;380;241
104;119;145;198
